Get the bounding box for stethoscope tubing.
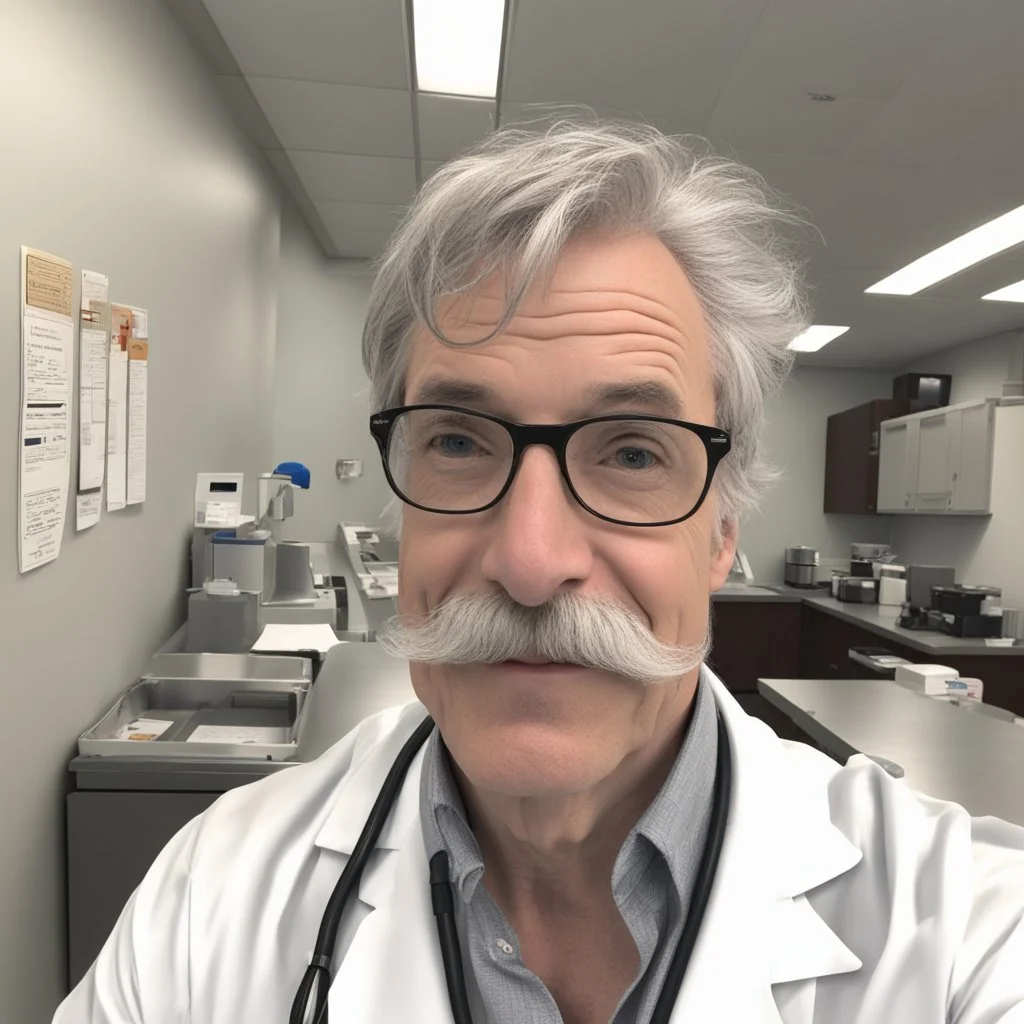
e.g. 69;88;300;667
291;708;732;1024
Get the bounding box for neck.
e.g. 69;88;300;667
452;706;691;917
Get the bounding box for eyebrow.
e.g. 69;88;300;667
582;380;685;418
410;377;685;419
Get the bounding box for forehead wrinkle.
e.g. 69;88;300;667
446;287;690;335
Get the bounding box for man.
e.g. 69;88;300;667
55;122;1024;1024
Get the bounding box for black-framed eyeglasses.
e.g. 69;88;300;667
369;404;731;528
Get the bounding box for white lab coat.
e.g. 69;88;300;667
55;671;1024;1024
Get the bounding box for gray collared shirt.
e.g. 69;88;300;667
419;668;719;1024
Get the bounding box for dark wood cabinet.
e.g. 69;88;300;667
799;605;1024;715
708;601;802;692
712;598;1024;718
824;399;909;514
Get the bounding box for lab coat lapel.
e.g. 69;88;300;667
667;676;864;1023
328;819;453;1022
313;702;450;1020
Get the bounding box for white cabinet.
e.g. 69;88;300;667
877;418;918;512
876;400;995;515
950;402;996;511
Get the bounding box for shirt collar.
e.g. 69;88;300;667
419;725;485;901
620;666;718;900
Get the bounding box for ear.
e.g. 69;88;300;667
709;516;738;592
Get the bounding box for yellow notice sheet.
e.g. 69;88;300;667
19;247;74;573
76;269;110;531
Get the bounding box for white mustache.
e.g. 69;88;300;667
379;590;710;685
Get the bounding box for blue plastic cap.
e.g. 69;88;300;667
274;461;311;489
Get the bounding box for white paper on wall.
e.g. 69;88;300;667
19;247;74;572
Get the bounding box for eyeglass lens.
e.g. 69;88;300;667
386;409;710;524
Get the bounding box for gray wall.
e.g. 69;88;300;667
0;2;288;1019
900;330;1023;406
271;211;393;540
740;366;895;582
890;332;1024;613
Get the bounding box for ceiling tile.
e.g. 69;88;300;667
263;149;340;256
213;74;282;149
501;0;765;132
315;200;407;258
847;0;1024;166
848;95;1024;169
246;77;413;156
288;151;417;204
719;0;970;104
203;0;408;89
498;101;644;131
869;0;1024;108
706;89;885;159
417;94;495;162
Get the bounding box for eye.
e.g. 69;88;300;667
431;433;479;457
614;446;659;469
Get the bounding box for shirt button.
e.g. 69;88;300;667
496;939;515;955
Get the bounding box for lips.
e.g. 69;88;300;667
499;659;584;670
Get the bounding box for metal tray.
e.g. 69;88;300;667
78;653;313;761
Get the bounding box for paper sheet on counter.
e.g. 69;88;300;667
19;247;74;572
252;622;346;654
187;725;289;745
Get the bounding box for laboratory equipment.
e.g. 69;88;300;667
783;546;819;588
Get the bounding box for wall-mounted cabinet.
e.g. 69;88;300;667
823;399;908;513
876;399;995;514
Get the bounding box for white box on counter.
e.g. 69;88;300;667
894;663;959;695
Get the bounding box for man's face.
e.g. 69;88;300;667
397;233;736;799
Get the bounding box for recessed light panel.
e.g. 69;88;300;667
413;0;505;98
982;279;1024;303
866;203;1024;295
788;325;850;352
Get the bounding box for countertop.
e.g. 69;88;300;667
758;677;1024;826
713;583;1024;657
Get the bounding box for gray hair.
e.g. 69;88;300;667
362;120;807;528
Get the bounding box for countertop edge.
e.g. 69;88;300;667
713;588;1024;657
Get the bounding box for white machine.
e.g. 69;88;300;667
187;467;339;653
191;473;255;588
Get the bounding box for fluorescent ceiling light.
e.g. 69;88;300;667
788;325;850;352
982;278;1024;303
866;202;1024;295
413;0;505;98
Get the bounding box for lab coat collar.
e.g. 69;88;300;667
314;700;431;856
663;672;864;1024
319;671;865;1020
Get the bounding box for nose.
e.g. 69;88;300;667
479;444;594;606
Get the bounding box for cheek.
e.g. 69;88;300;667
620;524;713;642
397;511;482;614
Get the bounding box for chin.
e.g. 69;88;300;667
415;664;645;796
444;713;622;799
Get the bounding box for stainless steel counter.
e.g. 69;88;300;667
713;584;1024;657
759;676;1024;826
